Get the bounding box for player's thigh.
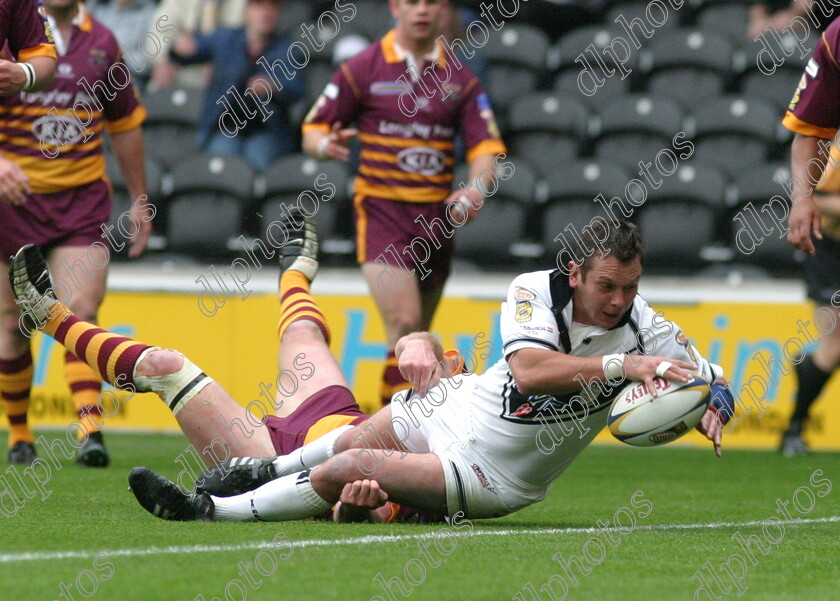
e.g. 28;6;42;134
174;381;275;464
361;261;422;343
315;449;448;515
47;245;108;319
275;321;350;417
0;259;29;355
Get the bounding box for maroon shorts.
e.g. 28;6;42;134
264;385;368;455
353;195;455;292
0;179;111;259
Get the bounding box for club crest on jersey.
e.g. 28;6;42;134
515;301;533;322
397;146;446;175
514;287;535;301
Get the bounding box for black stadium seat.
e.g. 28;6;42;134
141;87;202;166
481;24;552;111
163;154;255;258
592;94;685;169
507;93;589;172
257;154;352;258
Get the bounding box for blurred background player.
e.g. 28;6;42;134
0;0;57;96
782;16;840;454
302;0;506;406
167;0;304;171
0;0;150;466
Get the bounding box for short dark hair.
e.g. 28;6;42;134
576;219;645;275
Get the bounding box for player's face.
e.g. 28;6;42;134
569;255;642;328
390;0;445;44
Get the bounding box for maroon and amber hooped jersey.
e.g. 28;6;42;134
303;30;506;203
0;5;145;194
783;17;840;138
0;0;55;62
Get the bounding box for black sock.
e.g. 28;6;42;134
789;354;833;432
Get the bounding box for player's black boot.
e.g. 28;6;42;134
8;441;37;465
780;421;809;457
194;457;278;496
129;467;215;521
9;244;58;329
278;206;318;280
77;431;110;467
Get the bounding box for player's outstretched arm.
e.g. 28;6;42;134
788;133;827;254
0;56;55;96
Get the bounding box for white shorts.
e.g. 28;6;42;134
390;375;549;519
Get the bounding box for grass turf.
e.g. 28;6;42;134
1;432;838;601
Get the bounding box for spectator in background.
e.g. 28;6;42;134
150;0;247;90
169;0;304;171
90;0;158;91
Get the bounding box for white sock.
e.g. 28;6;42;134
270;425;353;477
211;470;332;522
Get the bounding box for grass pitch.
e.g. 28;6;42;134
2;432;838;601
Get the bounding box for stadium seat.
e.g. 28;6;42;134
739;66;801;112
163;154;256;259
275;0;311;37
638;203;720;271
726;161;801;271
591;94;684;169
481;24;552;111
141;87;203;166
257;154;352;259
554;25;640;73
636;163;734;269
507;93;589;172
638;28;735;110
691;95;785;177
695;4;750;44
303;58;337;107
605;1;682;33
553;68;631;106
540;160;631;258
352;1;396;39
453;159;541;265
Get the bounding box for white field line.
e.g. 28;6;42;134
1;516;837;564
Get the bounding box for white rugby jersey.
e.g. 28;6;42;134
466;269;720;488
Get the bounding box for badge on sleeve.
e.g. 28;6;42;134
515;301;533;323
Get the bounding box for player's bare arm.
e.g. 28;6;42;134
395;332;446;397
110;127;151;258
510;348;695;398
788;133;828;254
0;156;31;206
302;122;358;162
0;55;56;96
444;152;496;224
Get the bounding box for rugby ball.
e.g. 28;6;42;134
608;375;711;447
